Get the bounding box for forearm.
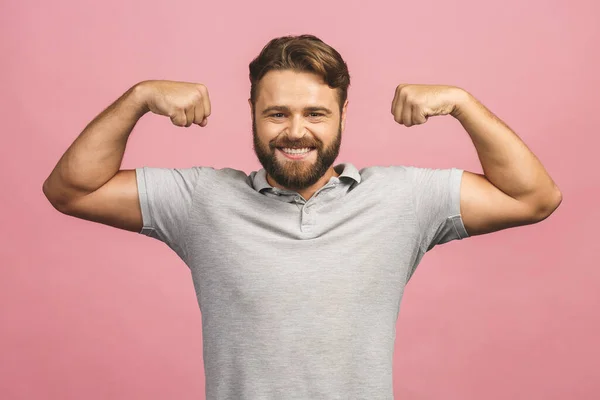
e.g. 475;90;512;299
452;90;561;209
43;83;149;205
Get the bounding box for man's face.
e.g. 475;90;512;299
251;70;347;190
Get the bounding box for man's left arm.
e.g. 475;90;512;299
391;84;563;236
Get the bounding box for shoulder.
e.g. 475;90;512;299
359;164;413;183
187;166;252;187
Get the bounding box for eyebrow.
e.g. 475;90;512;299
261;105;333;116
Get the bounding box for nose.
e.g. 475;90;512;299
287;115;306;140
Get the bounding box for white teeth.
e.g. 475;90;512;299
281;147;312;154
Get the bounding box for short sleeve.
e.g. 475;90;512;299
135;166;206;257
407;166;470;252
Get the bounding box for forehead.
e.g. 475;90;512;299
255;70;338;109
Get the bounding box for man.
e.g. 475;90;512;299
43;34;561;399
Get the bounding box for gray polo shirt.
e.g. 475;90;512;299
135;162;469;400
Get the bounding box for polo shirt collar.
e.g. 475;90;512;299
252;162;361;194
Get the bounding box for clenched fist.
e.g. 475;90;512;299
391;84;467;127
137;80;212;127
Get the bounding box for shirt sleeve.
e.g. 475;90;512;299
407;166;470;252
135;166;207;257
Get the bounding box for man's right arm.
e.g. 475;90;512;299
42;80;211;232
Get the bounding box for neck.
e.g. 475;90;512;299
267;166;339;200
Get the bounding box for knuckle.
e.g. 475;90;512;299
196;84;208;96
191;92;203;104
170;113;185;126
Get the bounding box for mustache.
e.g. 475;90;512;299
270;141;320;149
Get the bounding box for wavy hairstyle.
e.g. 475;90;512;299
249;34;351;113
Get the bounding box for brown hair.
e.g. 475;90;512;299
249;34;351;113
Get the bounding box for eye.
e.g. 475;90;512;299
308;113;324;117
270;113;285;118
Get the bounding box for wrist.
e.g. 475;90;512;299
129;81;153;117
449;87;473;119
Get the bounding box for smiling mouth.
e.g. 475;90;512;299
276;146;316;152
276;147;316;159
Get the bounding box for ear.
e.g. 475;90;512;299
248;99;253;118
341;99;349;131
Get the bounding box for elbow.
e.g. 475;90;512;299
42;179;72;215
532;186;563;222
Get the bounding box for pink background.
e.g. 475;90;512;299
1;0;599;399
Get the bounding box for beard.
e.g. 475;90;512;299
252;116;342;191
